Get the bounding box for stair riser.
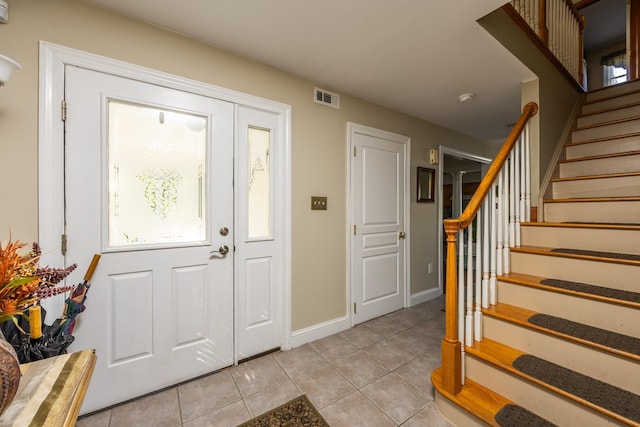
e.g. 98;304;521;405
465;356;623;426
552;175;640;199
434;393;484;427
544;200;640;223
583;91;640;114
520;226;640;255
572;119;640;143
496;280;640;338
586;82;640;103
565;136;640;159
509;251;639;292
483;316;640;394
578;104;640;127
559;154;640;177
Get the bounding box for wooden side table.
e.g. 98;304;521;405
0;349;96;427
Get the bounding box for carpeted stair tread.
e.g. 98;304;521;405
560;221;640;227
513;354;640;423
495;404;557;427
540;278;640;304
551;247;640;262
528;313;640;356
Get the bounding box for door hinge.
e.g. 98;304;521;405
353;225;356;235
61;234;67;255
61;100;67;121
353;146;356;157
353;302;356;314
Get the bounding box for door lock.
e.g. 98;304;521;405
210;245;229;256
219;227;229;236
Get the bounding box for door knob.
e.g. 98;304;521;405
210;245;229;256
399;231;406;240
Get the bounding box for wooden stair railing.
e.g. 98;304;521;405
441;102;539;395
507;0;585;89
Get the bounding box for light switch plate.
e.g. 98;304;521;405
311;196;327;210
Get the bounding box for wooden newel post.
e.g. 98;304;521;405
441;219;462;395
538;0;548;47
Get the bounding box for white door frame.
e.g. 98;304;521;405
347;122;410;326
437;145;491;291
38;41;293;355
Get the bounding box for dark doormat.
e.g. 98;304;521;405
512;354;640;423
495;403;557;426
528;313;640;356
238;395;329;427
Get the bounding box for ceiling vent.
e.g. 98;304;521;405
314;87;340;109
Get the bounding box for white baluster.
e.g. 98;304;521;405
496;169;503;277
519;134;526;227
458;228;466;386
559;2;564;65
556;0;561;58
515;137;521;247
508;153;515;248
482;197;490;309
475;210;483;341
458;228;465;351
563;3;568;67
550;0;557;56
575;19;579;78
577;19;581;79
490;182;497;305
466;222;473;347
560;1;565;64
525;124;531;221
531;0;537;28
503;160;510;274
461;344;465;385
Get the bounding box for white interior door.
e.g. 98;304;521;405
350;123;409;324
64;66;234;411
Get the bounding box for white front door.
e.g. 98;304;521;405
235;106;283;360
350;123;409;324
64;66;234;411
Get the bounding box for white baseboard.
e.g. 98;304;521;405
410;287;442;306
286;288;442;349
287;315;351;349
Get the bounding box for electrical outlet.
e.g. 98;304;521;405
428;262;433;274
311;196;327;210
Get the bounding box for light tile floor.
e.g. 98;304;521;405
76;296;452;427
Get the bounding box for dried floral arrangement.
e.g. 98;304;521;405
0;239;77;324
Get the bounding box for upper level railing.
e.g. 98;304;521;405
509;0;585;87
440;102;538;395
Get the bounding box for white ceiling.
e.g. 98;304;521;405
81;0;536;142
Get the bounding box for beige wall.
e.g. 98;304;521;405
0;0;497;331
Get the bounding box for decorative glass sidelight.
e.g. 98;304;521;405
247;127;271;239
107;100;207;247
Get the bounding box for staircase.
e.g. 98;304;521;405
433;80;640;426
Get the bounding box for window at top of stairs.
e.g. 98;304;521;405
602;49;628;87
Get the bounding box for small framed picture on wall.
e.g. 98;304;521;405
417;167;435;203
